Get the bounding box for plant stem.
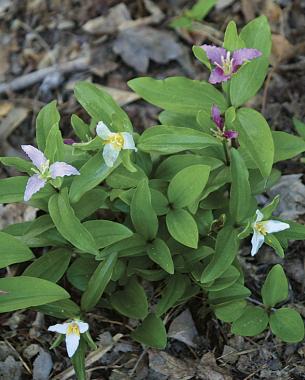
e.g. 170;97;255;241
222;140;230;165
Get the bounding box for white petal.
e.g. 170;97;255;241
103;143;120;167
251;230;265;256
122;132;137;151
48;323;69;334
76;321;89;333
65;333;80;358
24;174;46;202
21;145;48;170
264;220;290;234
49;162;80;179
96;121;113;140
255;210;264;222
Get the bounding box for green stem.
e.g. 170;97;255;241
222;140;230;165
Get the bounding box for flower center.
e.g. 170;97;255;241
107;133;124;149
67;322;80;336
216;52;234;76
255;222;267;236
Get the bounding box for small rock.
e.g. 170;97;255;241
221;345;239;364
0;356;22;380
23;344;40;360
33;351;53;380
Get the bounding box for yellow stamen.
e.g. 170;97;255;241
255;222;267;236
107;133;124;149
67;322;80;336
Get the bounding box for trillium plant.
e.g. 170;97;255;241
1;17;305;378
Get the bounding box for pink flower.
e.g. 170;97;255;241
21;145;80;201
211;105;238;140
200;46;262;84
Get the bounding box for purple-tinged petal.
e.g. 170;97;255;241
49;162;80;179
21;145;47;170
209;67;231;84
224;130;238;139
232;48;262;67
211;105;224;130
200;45;227;65
24;174;46;201
64;138;75;145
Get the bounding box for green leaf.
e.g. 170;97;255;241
131;179;158;241
236;108;274;178
155;274;187;316
0;276;69;312
44;124;64;162
204;265;240;291
240;16;272;57
69;152;117;203
110;277;148;319
48;189;99;255
223;21;245;51
131;313;167;349
0;231;34;268
71;340;86;380
166;209;198;248
81;252;118;311
128;77;227;115
192;46;211;70
214;300;247;322
261;195;280;219
230;148;252;223
0;176;27;203
73;188;108;220
147;238;174;274
36;299;80;319
36;100;60;151
230;57;269;107
67;257;97;291
269;308;305;343
168;164;210;208
272;131;305;162
249;168;281;195
208;283;251;305
293;117;305;139
265;234;284;258
97;234;147;259
138;125;219;154
231;306;269;336
23;248;71;283
261;264;288;307
74;81;132;132
83;220;133;249
186;0;216;20
0;157;33;174
106;164;146;189
71;114;91;141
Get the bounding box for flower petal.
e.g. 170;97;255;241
24;174;46;202
122;132;137;151
251;230;265;256
21;145;48;170
76;321;89;333
232;48;262;67
96;121;113;140
64;138;75;145
264;220;290;234
65;333;80;358
49;162;80;179
103;143;120;167
255;210;264;222
48;323;69;334
211;105;223;130
200;45;227;65
209;67;231;84
223;130;238;139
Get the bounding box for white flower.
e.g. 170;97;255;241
96;121;137;167
48;320;89;358
251;210;290;256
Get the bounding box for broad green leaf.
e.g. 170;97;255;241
192;46;211;70
240;16;271;57
106;164;146;189
0;177;28;203
83;220;133;249
293;117;305;139
261;195;280;219
166;209;198;248
270;308;305;343
0;157;33;174
168;164;210;208
81;252;118;311
230;57;269;107
201;226;239;283
74;81;132;132
131;313;167;349
276;220;305;241
249;168;281;195
69;152;117;203
261;264;288;307
214;300;247;322
44;123;64;162
147;238;174;274
36;100;60;151
160;110;201;130
0;276;69;312
223;21;245;51
186;0;216;20
265;234;284;258
0;231;34;268
231;306;268;336
272;131;305;162
67;257;97;291
36;299;80;319
138;126;219;154
230;148;252;223
130;179;158;240
71;114;91;141
236;108;274;178
73;188;108;220
48;189;99;255
208;283;251;305
155;274;187;316
128;77;227;115
110;277;148;319
97;234;147;259
23;248;72;283
204;266;240;291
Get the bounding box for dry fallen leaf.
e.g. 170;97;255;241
0;102;13;118
271;34;295;64
168;309;199;348
197;352;233;380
